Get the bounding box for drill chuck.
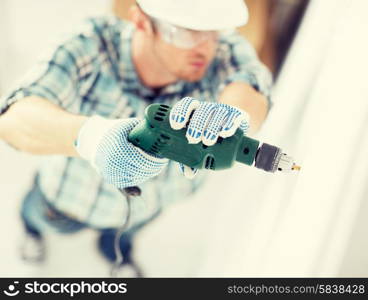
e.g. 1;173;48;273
254;143;298;173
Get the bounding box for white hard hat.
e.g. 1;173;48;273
136;0;248;31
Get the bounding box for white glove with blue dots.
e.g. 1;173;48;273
75;116;168;188
170;97;250;179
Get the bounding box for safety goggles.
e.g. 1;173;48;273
150;17;219;49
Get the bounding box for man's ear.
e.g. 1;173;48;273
128;5;154;35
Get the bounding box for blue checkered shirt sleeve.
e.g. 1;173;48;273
216;32;273;104
0;22;99;115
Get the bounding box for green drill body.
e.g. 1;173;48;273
128;104;261;170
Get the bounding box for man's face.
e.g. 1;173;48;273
151;27;218;82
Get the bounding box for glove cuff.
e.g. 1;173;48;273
75;115;122;167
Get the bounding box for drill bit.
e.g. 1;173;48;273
291;164;301;171
275;152;301;173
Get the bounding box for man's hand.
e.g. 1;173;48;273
169;97;249;178
75;116;168;188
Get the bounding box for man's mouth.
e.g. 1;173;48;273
190;61;206;68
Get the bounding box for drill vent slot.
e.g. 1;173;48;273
160;134;170;140
156;112;166;117
160;104;170;108
158;107;169;112
205;156;215;170
150;144;159;154
150;139;166;154
154;116;164;122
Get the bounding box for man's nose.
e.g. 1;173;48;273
192;38;217;56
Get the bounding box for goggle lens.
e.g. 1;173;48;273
152;18;219;49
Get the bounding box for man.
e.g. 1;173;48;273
0;0;271;275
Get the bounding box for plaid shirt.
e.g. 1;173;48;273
0;17;272;229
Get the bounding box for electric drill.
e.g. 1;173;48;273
128;104;300;173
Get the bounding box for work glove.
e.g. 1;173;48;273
75;116;168;189
170;97;250;179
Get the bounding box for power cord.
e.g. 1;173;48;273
110;186;142;278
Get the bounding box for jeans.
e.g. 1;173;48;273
20;176;140;265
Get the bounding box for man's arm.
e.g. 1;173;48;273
0;97;87;156
216;31;273;135
0;94;169;188
0;19;102;156
219;81;268;135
